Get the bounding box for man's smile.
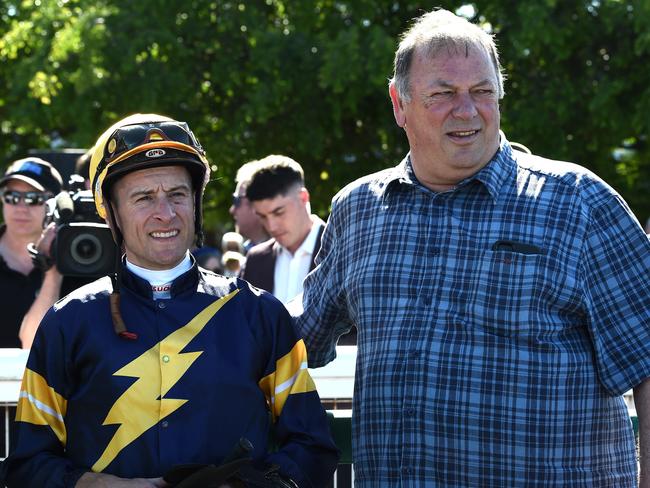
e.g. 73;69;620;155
150;230;179;239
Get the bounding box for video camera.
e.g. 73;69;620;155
46;175;116;277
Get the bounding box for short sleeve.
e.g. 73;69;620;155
581;192;650;395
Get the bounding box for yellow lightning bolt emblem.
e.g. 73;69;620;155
92;289;239;472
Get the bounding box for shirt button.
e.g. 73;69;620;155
161;420;169;428
405;407;415;416
410;349;420;357
401;466;412;474
157;301;166;309
162;355;170;363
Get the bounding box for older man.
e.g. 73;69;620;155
296;8;650;487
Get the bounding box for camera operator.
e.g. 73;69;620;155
0;157;64;349
19;147;111;349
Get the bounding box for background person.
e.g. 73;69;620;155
240;155;325;305
0;157;64;460
229;160;269;253
221;230;245;254
221;250;246;278
0;114;338;487
0;157;64;349
220;231;246;277
295;8;650;487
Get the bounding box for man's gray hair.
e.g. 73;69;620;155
390;8;505;102
235;159;263;187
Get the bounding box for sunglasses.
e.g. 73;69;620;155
2;190;50;206
232;193;247;208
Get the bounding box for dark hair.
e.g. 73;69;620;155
245;155;304;202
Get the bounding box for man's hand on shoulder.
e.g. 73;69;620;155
75;472;170;487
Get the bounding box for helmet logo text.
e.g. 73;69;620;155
146;149;166;158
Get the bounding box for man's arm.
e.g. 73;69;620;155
20;223;62;349
635;378;650;488
293;203;351;368
257;295;340;486
19;267;62;348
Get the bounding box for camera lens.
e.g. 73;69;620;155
70;233;102;265
56;222;115;277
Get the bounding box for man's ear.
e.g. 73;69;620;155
389;83;407;128
299;187;310;205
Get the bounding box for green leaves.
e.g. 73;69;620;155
0;0;648;231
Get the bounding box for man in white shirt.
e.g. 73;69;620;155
240;155;324;304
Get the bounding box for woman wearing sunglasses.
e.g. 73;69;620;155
0;157;63;349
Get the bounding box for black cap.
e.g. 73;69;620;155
0;157;63;194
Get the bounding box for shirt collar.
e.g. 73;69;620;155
125;251;193;285
465;135;517;202
379;155;415;196
121;253;199;299
382;134;517;202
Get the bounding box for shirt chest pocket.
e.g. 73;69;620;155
462;249;566;337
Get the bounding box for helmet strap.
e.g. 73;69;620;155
109;236;137;340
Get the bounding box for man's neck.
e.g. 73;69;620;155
285;216;316;255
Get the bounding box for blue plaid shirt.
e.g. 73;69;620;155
297;137;650;487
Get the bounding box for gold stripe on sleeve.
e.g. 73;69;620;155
16;368;68;446
259;339;316;420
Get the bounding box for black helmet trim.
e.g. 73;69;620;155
92;140;207;198
101;147;207;192
104;121;204;166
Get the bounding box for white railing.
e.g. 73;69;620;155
1;349;28;461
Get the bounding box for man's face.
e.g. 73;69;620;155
1;180;48;239
252;187;312;254
229;182;264;241
111;165;195;270
390;45;501;190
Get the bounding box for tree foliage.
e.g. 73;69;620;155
0;0;648;235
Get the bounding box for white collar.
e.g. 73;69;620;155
125;251;193;286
